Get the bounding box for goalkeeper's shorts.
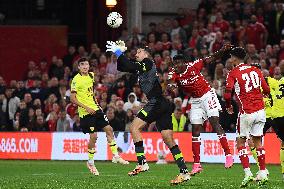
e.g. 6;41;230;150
137;96;174;131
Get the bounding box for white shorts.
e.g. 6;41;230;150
237;109;266;138
189;89;222;124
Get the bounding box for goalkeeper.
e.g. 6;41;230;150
106;41;191;185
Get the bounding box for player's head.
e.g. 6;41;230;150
230;47;246;66
173;54;187;74
135;47;151;62
78;57;89;74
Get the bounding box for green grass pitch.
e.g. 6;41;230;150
0;160;283;189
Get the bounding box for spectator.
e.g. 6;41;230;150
245;15;268;50
7;89;20;130
56;110;71;132
39;59;48;74
106;54;118;75
72;113;81;132
125;109;135;132
160;32;171;51
110;79;131;102
174;97;182;109
123;93;141;112
172;108;187;132
0;76;6;93
18;100;29;129
63;45;77;69
33;115;49;131
14;80;27;99
47;111;57;131
0;92;7;129
23;93;33;108
29;80;42;100
171;19;187;46
118;28;130;43
278;39;284;61
213;12;229;33
27;108;35;131
115;100;127;125
106;107;125;131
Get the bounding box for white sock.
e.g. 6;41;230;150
88;159;94;165
244;168;252;176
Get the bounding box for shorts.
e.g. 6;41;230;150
236;109;266;138
189;89;222;124
263;117;284;141
137;96;174;131
80;110;109;134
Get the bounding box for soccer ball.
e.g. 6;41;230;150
107;12;123;28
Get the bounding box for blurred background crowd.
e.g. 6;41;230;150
0;0;283;133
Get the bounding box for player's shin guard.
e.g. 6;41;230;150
250;147;259;166
192;137;201;163
134;141;146;165
256;148;266;170
238;146;250;169
88;148;96;164
109;140;119;156
218;134;231;155
170;145;188;174
280;147;284;174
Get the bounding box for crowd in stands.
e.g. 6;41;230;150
0;0;283;133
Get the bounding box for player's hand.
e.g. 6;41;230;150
222;43;233;51
106;41;119;53
115;40;127;52
166;83;178;91
226;105;234;114
85;107;96;115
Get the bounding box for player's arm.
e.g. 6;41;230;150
117;55;153;73
223;71;235;114
106;40;152;73
260;72;270;96
166;69;179;97
203;43;232;64
264;77;274;106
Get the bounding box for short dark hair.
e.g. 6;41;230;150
230;47;246;60
173;54;186;61
78;57;89;65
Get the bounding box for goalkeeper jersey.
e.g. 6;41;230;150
272;77;284;118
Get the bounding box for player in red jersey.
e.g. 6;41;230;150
224;47;270;187
168;44;234;176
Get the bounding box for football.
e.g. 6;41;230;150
107;12;123;28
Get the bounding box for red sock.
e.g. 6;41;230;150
218;134;231;155
192;137;201;163
238;146;250;169
256;148;266;170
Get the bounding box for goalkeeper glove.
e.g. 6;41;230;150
106;41;122;57
115;40;127;52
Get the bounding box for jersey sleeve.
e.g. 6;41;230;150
71;77;78;93
117;54;153;73
192;59;204;72
168;68;177;82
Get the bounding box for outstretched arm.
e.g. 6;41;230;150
223;71;235;114
203;43;233;64
106;41;153;74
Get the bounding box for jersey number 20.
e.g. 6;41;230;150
242;71;260;92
